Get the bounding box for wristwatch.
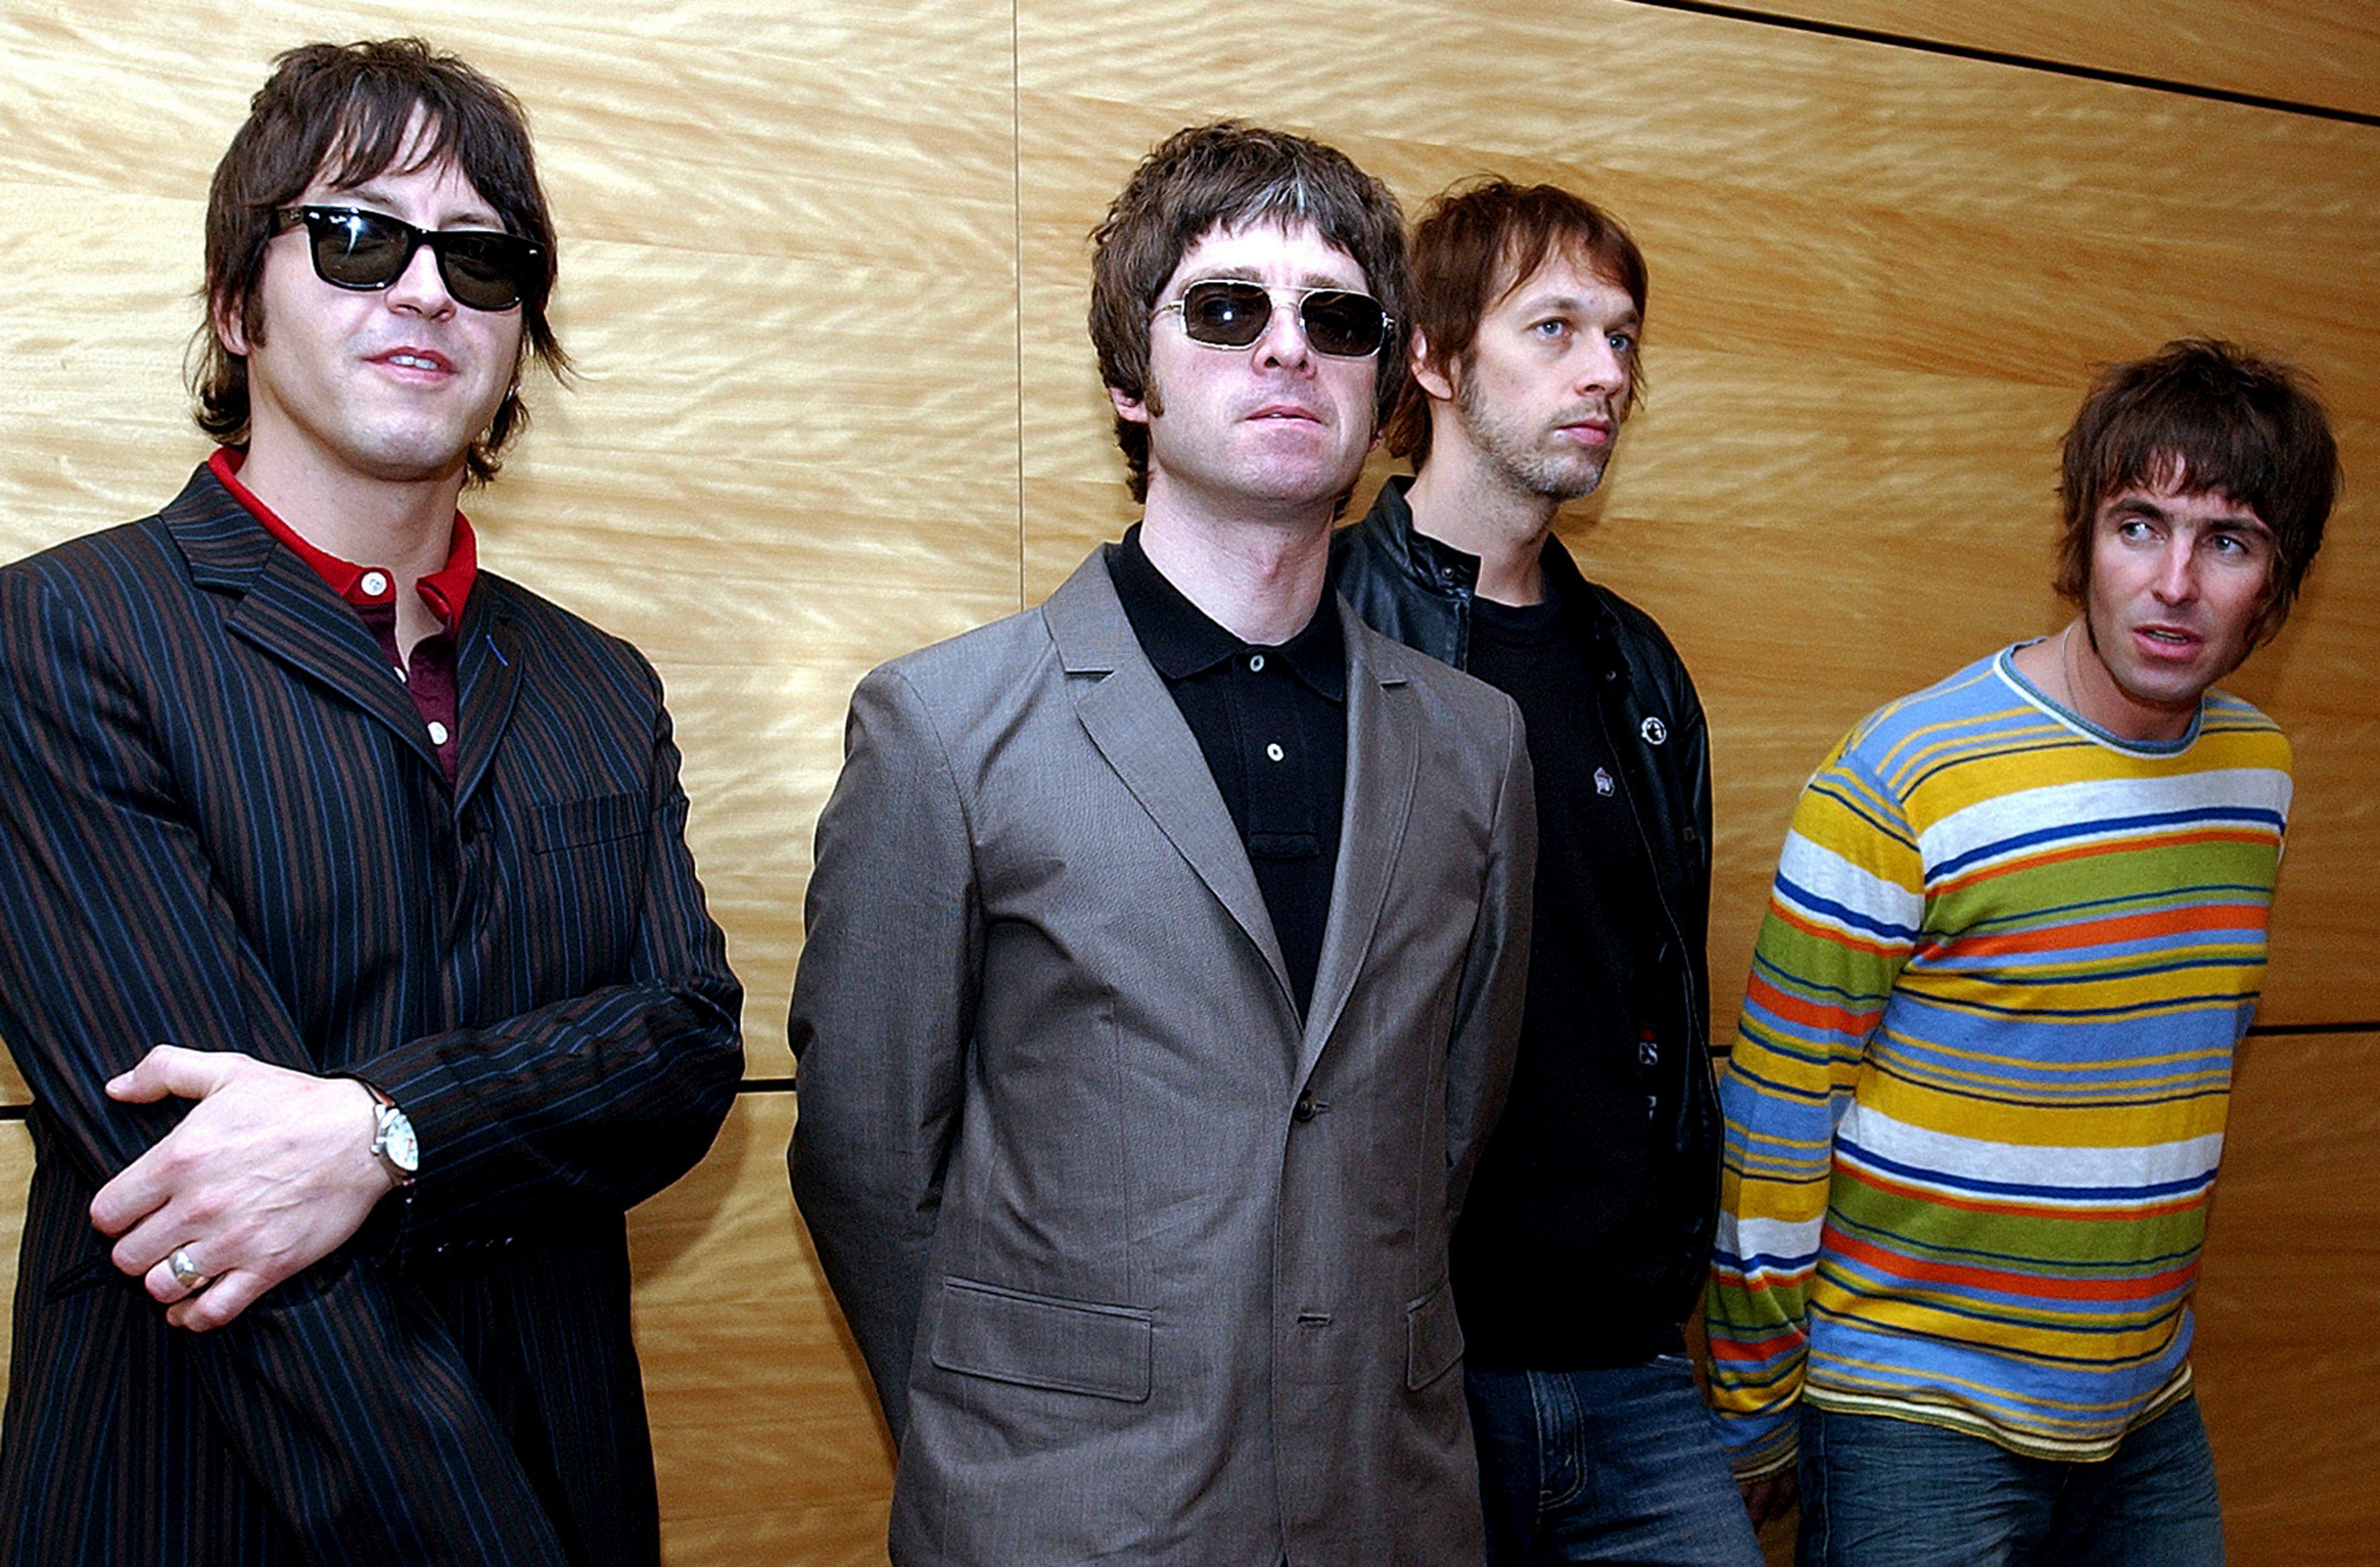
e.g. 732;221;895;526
364;1083;419;1188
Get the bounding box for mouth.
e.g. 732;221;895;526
1246;402;1323;424
1550;406;1615;446
371;346;456;376
2131;622;2205;659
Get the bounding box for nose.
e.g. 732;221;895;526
2151;537;2199;603
384;239;456;318
1253;298;1314;371
1577;336;1629;400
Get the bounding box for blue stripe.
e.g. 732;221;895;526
1934;804;2284;880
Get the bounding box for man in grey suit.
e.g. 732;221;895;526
789;122;1536;1566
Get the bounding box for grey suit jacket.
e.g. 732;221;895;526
790;550;1533;1566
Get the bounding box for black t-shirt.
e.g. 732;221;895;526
1453;582;1686;1368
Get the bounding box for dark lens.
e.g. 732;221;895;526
312;209;413;289
1179;281;1271;347
1298;290;1385;357
433;232;531;312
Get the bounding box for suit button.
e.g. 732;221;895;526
1293;1089;1320;1123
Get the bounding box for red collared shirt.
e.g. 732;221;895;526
209;447;472;783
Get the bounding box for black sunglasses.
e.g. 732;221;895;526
1159;279;1393;359
274;206;543;313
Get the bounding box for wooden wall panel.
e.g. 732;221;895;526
630;1094;891;1566
2194;1029;2380;1566
1751;0;2380;120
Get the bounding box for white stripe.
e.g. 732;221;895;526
1775;829;1923;936
1721;1212;1823;1266
1837;1103;2225;1197
1919;768;2290;876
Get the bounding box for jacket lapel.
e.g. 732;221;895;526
1298;615;1418;1076
165;470;442;778
1041;552;1297;1011
453;592;524;812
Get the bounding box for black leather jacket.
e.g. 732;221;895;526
1331;476;1722;1308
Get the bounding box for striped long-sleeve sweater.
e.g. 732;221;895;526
1704;645;2290;1477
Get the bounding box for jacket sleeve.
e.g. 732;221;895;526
1439;693;1536;1219
343;646;744;1244
787;665;984;1438
1704;726;1920;1479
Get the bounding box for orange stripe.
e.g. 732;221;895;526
1746;970;1880;1040
1827;1227;2198;1304
1708;1330;1800;1366
1944;900;2270;959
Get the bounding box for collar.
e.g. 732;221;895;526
1365;472;1614;643
208;447;476;631
1106;524;1345;700
1367;475;1479;595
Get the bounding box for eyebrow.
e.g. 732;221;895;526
1520;294;1640;328
330;179;504;230
2109;494;2274;535
1187;266;1368;294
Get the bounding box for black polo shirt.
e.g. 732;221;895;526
1105;527;1346;1016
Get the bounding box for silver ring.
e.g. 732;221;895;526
167;1247;216;1295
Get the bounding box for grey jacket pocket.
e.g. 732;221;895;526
1405;1278;1464;1390
930;1276;1153;1402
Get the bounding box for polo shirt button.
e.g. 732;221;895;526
427;721;450;745
1248;653;1266;672
1266;742;1285;762
361;570;389;597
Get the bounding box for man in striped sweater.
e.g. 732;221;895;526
1705;340;2339;1566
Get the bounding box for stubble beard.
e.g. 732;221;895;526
1454;372;1612;504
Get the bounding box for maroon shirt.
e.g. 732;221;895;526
208;447;472;782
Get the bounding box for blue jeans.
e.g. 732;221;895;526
1797;1395;2224;1567
1465;1355;1765;1567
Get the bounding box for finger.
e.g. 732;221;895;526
90;1151;174;1240
166;1268;264;1333
143;1247;216;1306
105;1043;223;1104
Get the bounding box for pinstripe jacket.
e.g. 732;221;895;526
0;466;743;1566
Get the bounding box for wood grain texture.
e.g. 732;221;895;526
1737;0;2380;120
631;1092;892;1566
2195;1030;2380;1566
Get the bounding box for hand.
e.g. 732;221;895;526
1740;1469;1799;1529
89;1047;397;1332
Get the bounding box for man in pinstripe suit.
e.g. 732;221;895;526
0;40;741;1565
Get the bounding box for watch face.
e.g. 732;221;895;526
380;1108;420;1175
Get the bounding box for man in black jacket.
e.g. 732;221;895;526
1332;180;1756;1566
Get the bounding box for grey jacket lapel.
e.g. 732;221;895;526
1299;610;1418;1074
1041;552;1296;1011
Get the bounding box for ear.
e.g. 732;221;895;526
1109;384;1150;426
213;295;252;358
1409;327;1455;403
